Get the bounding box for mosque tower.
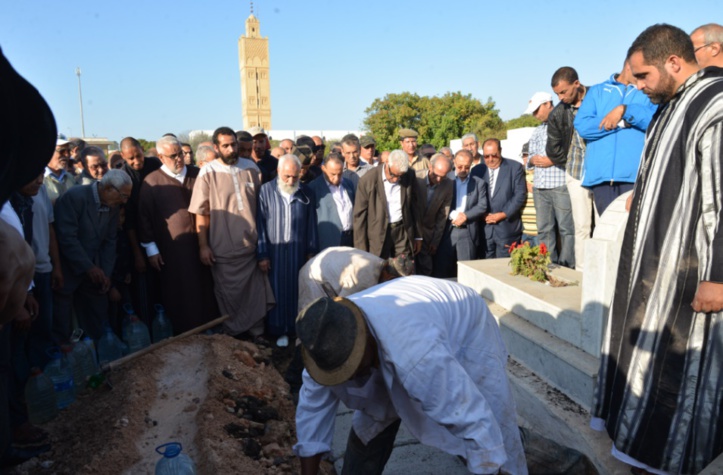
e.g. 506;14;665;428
238;2;271;130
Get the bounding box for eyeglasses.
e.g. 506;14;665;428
111;185;130;200
55;148;71;155
182;150;192;155
694;43;713;53
386;165;403;179
160;152;184;160
483;154;500;159
88;163;108;171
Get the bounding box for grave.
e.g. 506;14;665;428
458;192;633;473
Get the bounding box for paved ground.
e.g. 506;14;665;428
330;403;469;474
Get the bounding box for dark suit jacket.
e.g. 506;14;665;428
353;165;422;256
474;158;527;240
54;184;119;278
308;175;356;251
415;170;454;250
449;175;488;246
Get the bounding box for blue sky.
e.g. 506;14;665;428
0;1;714;142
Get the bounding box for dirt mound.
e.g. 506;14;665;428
9;334;334;474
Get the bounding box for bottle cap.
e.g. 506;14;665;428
156;442;182;458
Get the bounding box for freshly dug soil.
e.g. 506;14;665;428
9;334;334;475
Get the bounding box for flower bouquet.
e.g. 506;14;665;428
508;241;551;283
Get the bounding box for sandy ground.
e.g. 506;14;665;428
8;334;334;475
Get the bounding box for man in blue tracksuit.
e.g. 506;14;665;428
574;61;657;214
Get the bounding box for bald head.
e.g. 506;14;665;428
691;23;723;68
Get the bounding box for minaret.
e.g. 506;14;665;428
238;2;271;130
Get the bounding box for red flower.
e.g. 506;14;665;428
508;242;517;254
539;243;548;255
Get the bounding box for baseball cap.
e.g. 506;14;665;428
524;92;553;115
248;126;267;138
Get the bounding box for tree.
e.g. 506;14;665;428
188;132;211;152
177;131;191;144
363;92;425;151
137;138;155;152
362;92;506;151
505;114;541;130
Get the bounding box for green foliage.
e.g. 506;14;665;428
137;138;156;152
505;114;541;130
188;132;211;152
363;92;505;151
509;242;551;283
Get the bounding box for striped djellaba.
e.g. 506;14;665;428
592;67;723;474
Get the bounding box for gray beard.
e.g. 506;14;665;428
279;181;300;195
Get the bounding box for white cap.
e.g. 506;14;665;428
248;126;267;138
56;133;69;146
524;92;553;115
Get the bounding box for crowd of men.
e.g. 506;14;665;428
1;21;722;474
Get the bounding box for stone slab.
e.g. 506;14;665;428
332;405;466;474
507;359;630;475
333;439;468;475
487;299;598;409
459;259;588;352
580;191;631;358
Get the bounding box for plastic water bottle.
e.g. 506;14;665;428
44;348;75;409
70;342;96;395
152;304;174;343
97;326;124;366
122;303;135;343
125;316;151;354
24;367;58;424
155;442;197;475
82;336;99;373
63;344;87;396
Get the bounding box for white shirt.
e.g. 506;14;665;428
294;276;528;475
297;247;384;312
44;166;70;182
488;167;499;197
382;172;403;223
450;175;469;221
326;180;353;232
160;164;187;184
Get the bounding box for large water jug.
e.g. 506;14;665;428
44;348;75;409
152;304;174;343
63;344;87;396
70;342;96;395
82;336;99;373
125;316;151;354
97;326;124;366
24;367;58;424
155;442;197;475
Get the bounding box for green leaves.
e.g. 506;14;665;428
362;92;504;151
362;92;540;151
509;241;551;283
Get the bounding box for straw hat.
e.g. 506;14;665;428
296;297;368;386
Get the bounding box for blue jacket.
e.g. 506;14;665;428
307;174;355;251
574;74;656;187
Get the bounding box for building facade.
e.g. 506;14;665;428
238;12;271;130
